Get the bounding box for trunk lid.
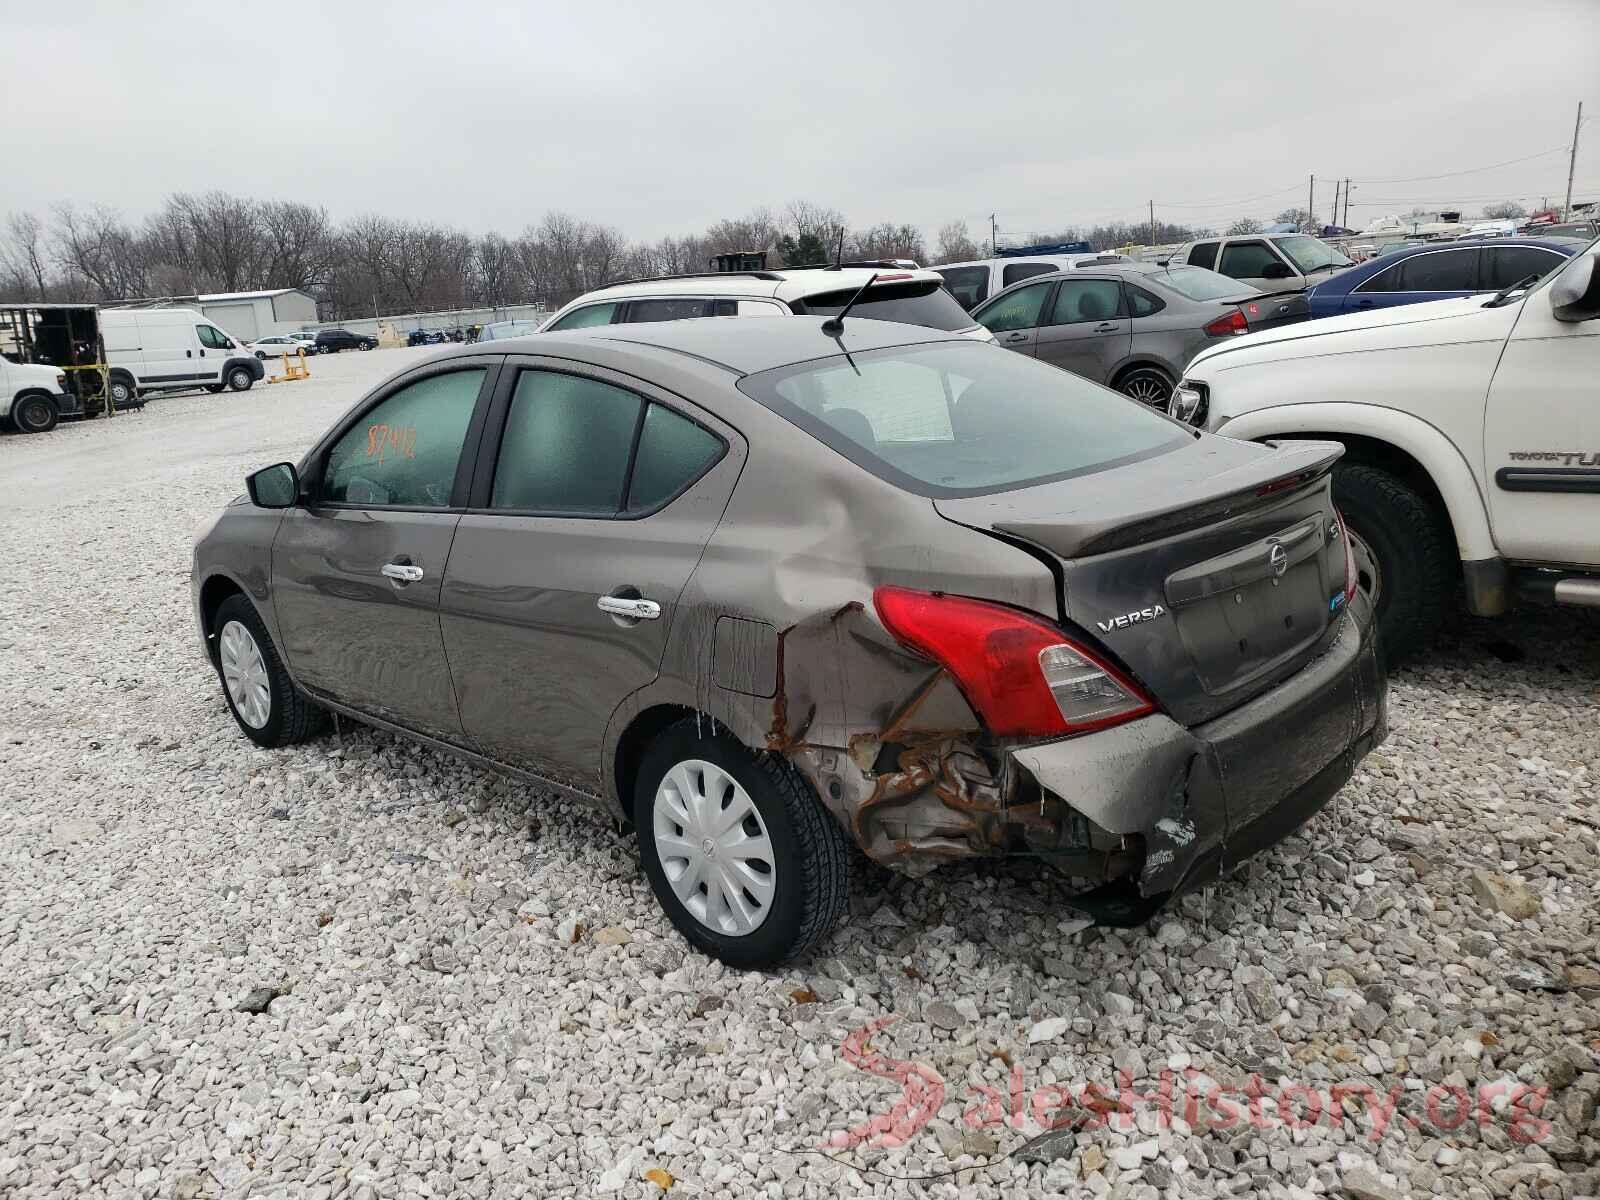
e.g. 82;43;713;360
1236;289;1310;331
935;436;1348;725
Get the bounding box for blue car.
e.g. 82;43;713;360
1306;237;1584;318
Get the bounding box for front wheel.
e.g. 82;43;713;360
1115;365;1174;407
358;342;373;351
227;366;255;392
11;393;58;434
635;721;850;968
212;594;327;747
1332;463;1454;665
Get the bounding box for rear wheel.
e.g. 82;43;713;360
1332;463;1454;665
212;594;327;747
1115;365;1174;407
108;375;138;406
358;342;373;351
12;392;57;434
635;720;850;968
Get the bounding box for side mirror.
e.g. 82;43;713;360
1550;252;1599;321
1260;261;1292;280
247;462;300;508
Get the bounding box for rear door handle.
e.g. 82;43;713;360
1003;331;1028;343
597;595;661;620
381;562;424;583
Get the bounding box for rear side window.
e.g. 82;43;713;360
794;280;974;331
627;404;724;512
1001;262;1059;287
321;369;486;507
625;298;737;323
975;281;1052;332
1399;249;1477;291
1187;242;1218;270
739;341;1185;498
935;266;990;309
1125;284;1165;317
546;302;620;331
1482;246;1563;289
1358;262;1406;293
1217;241;1283;278
1048;279;1125;325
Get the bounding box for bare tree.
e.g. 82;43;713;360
849;222;926;262
1226;217;1264;235
933;220;980;264
2;212;51;298
52;204;151;299
259;200;334;291
1482;201;1527;220
1274;207;1314;233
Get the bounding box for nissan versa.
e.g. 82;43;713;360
192;314;1387;967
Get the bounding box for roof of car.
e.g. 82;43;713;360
559;266;945;308
437;315;968;376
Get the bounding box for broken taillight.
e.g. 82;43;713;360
1334;508;1359;602
872;587;1154;738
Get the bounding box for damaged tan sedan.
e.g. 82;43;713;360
193;309;1386;967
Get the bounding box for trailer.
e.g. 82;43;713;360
0;302;142;427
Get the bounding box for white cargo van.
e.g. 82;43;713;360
99;308;265;405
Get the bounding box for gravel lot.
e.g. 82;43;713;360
2;348;1597;1200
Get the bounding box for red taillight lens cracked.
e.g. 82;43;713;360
873;587;1154;738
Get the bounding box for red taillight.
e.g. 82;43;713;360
1204;309;1249;337
1334;508;1358;601
872;587;1154;737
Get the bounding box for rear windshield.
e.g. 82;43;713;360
791;280;976;332
737;341;1186;498
1156;266;1258;301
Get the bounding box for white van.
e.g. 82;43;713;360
932;253;1130;310
99;308;266;405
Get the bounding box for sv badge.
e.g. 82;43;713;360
1097;604;1167;633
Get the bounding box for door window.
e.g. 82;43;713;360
935;266;990;308
624;298;737;323
1217;241;1283;279
626;403;724;512
1124;284;1166;317
1398;249;1476;291
1355;261;1406;293
1001;262;1059;287
736;300;785;316
196;324;233;349
975;281;1051;332
320;369;486;507
1482;246;1563;289
546;302;620;331
1186;242;1218;270
1047;280;1126;325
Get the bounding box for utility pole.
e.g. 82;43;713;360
1149;200;1156;247
1329;180;1340;231
1307;174;1315;232
1344;178;1352;228
1564;101;1583;220
989;214;998;257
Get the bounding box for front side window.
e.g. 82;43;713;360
975;281;1052;332
1357;262;1406;293
1048;279;1125;325
1217;241;1285;279
1482;246;1563;289
197;324;233;349
1186;242;1218;270
1399;249;1477;291
739;341;1185;498
546;302;620;331
1001;262;1059;287
320;369;486;507
935;266;990;309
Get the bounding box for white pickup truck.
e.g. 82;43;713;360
1169;235;1600;660
0;355;74;434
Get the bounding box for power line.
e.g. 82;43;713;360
1353;146;1570;184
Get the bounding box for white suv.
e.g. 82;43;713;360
540;265;992;341
1169;236;1600;660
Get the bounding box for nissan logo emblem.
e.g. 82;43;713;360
1268;544;1289;578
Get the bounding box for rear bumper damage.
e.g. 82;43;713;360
790;594;1385;911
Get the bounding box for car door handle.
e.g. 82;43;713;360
1003;331;1028;343
381;562;425;583
597;595;661;620
1094;322;1120;332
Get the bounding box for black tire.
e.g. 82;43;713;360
255;351;268;360
358;342;373;351
205;383;227;394
635;719;850;969
12;392;57;434
108;375;138;406
226;366;255;392
1115;365;1175;407
1332;463;1454;665
211;594;328;748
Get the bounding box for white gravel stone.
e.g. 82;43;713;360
2;348;1598;1199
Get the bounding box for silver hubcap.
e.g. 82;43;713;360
1122;373;1170;405
653;759;775;936
1347;527;1382;605
231;370;250;388
219;620;272;729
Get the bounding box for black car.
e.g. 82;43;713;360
314;329;378;353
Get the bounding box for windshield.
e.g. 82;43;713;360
1273;235;1352;273
791;280;976;332
737;341;1186;498
1154;266;1256;301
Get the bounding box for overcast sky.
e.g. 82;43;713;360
4;0;1596;242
